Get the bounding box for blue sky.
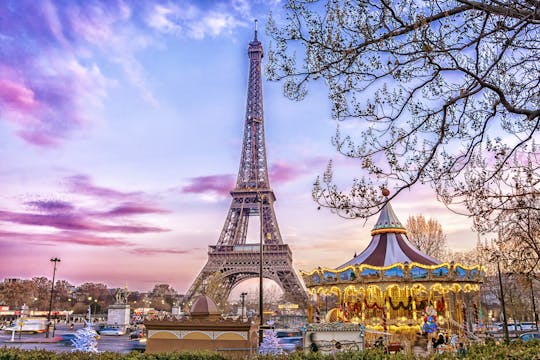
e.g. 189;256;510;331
0;0;478;293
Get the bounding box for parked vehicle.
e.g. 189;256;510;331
97;327;125;336
130;329;144;339
278;336;303;352
498;323;522;332
520;322;537;331
275;330;302;338
54;333;78;345
497;322;537;332
3;318;47;334
127;338;146;352
518;332;540;342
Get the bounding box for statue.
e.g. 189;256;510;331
115;286;129;305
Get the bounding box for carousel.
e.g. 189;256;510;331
302;198;484;347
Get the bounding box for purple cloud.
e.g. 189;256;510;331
0;1;129;147
181;174;235;196
65;175;141;200
100;203;169;217
269;161;306;184
0;230;130;247
0;209;168;234
25;200;74;213
130;247;194;255
179;158;329;197
0;79;38;111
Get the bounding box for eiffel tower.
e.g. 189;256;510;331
184;28;308;309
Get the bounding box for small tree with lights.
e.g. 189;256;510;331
258;321;284;355
72;306;98;352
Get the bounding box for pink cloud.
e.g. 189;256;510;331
181;174;235;196
269;161;305;183
101;202;169;217
66;174;141;200
0;210;168;234
130;247;194;255
0;230;129;247
0;79;38;111
179;158;328;197
26;200;75;213
17;131;61;147
0;2;124;147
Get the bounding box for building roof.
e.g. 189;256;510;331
337;201;440;268
190;295;220;319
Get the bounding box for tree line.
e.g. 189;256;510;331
0;279;178;315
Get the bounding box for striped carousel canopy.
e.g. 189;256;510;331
337;202;440;269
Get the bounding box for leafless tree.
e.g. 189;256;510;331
462;152;540;263
405;215;447;259
266;0;540;220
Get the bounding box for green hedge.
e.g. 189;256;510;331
1;342;539;360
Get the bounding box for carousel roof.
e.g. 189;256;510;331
337;201;440;269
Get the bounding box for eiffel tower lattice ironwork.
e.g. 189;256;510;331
184;29;308;309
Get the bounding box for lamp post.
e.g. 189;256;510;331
88;297;98;321
257;193;264;345
240;292;247;321
492;254;509;343
18;304;28;340
46;257;60;338
527;274;539;331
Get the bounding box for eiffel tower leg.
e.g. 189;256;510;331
276;270;308;306
183;269;210;310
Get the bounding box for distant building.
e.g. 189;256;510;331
3;278;22;284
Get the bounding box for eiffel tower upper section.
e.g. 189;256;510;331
216;26;282;246
235;28;268;191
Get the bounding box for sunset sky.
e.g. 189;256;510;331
0;0;480;295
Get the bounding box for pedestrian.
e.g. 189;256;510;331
436;333;445;347
375;336;384;349
457;342;467;357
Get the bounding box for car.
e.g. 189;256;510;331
520;322;537;331
130;329;144;339
54;333;78;345
518;332;540;342
275;330;302;338
498;323;522;332
98;327;125;336
278;336;303;352
127;338;146;352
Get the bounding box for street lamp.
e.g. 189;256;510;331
491;253;509;343
257;193;264;345
46;257;60;338
526;273;539;331
88;297;98;320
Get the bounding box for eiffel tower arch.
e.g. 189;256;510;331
184;29;308;309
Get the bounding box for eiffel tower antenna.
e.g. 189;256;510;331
184;31;308;311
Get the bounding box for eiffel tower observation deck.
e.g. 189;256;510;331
184;27;308;309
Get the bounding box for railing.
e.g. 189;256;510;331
209;244;291;255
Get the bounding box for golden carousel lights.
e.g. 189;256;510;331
303;196;484;342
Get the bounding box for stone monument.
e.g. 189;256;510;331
171;297;185;317
107;287;130;332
